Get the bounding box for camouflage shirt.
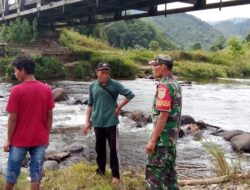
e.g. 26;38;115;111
152;73;182;146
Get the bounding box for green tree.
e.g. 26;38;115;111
32;18;38;42
209;37;226;51
149;40;159;51
245;31;250;42
0;24;9;41
0;18;38;45
191;43;202;50
78;24;108;41
227;37;245;58
104;20;175;50
8;18;22;42
20;19;32;44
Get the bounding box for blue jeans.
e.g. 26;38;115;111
5;145;46;184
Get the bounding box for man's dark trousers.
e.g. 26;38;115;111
94;125;120;178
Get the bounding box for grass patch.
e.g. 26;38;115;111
90;54;139;79
59;29;112;51
0;162;146;190
128;49;154;64
174;61;228;79
203;142;230;176
169;51;232;66
59;29;140;79
202;141;246;182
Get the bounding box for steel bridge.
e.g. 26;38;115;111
0;0;249;27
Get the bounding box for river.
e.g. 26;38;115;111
1;78;250;179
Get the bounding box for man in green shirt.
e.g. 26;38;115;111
146;55;182;190
83;62;135;184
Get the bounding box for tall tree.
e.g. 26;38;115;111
227;37;245;58
104;20;175;50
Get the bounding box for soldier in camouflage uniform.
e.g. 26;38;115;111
146;55;182;190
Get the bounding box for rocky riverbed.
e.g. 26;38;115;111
1;78;250;181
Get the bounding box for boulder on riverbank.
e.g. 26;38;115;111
120;110;151;128
46;151;71;162
43;160;59;170
230;133;250;153
220;130;244;141
180;116;250;154
52;88;68;102
180;115;219;137
181;115;196;125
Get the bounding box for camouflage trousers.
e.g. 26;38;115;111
146;145;179;190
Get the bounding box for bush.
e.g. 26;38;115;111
33;56;67;80
0;57;12;74
227;37;245;59
168;51;232;66
5;47;21;57
4;56;67;81
74;63;85;79
59;29;140;79
149;41;159;51
206;53;232;66
241;63;250;77
68;61;94;80
128;50;154;64
59;29;112;51
0;57;14;80
174;61;227;79
0;18;38;45
90;54;139;79
169;51;208;62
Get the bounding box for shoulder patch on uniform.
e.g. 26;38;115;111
156;84;171;111
158;87;166;99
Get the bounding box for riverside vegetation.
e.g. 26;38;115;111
0;19;250;81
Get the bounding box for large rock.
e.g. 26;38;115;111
220;130;244;141
52;88;68;102
46;151;71;162
120;110;151;127
43;160;59;170
59;156;86;168
195;120;207;130
73;99;88;105
63;145;84;154
182;124;200;135
230;133;250;153
180;115;195;125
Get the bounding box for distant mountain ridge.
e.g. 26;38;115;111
210;18;250;38
143;13;224;50
209;18;249;25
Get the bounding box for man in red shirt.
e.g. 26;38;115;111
3;55;54;190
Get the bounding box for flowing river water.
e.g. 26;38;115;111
1;78;250;179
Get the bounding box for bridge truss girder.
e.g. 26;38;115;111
0;0;249;27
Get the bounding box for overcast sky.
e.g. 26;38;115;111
188;4;250;22
159;1;250;22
